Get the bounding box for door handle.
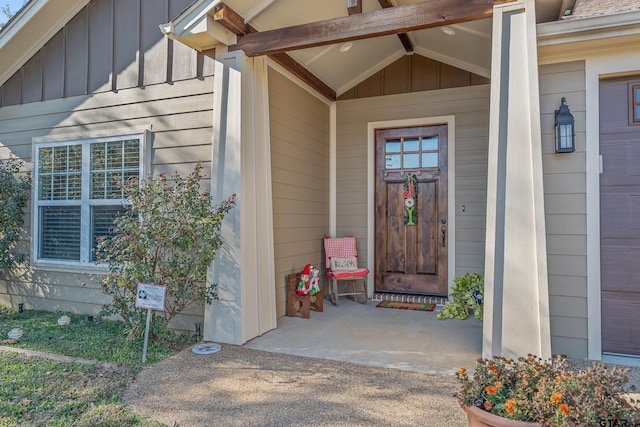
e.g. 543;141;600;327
441;218;447;247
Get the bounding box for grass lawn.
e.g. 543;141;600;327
0;305;190;426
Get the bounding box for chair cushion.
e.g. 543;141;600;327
328;268;369;279
330;256;358;271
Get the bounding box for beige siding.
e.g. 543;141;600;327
539;60;588;358
336;85;491;278
269;69;330;317
0;76;214;331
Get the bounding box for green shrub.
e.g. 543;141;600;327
95;163;235;340
437;272;484;320
0;156;31;270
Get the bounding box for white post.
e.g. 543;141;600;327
204;51;277;345
483;0;551;360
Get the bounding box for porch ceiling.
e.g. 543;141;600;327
219;0;565;96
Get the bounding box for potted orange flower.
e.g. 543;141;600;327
456;354;640;427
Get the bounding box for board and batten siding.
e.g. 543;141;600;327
336;84;491;278
539;60;588;358
0;0;210;107
268;69;330;317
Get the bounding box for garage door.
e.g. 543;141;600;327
600;76;640;355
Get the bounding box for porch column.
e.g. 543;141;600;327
204;50;277;344
483;0;551;359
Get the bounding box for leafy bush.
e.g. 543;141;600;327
95;163;235;340
437;273;484;320
0;156;31;270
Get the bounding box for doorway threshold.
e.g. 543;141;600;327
372;293;448;306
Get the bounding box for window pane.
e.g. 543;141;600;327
91;172;106;199
403;153;420;168
636;105;640;121
385;139;401;153
404;138;419;152
91;143;106;170
422;136;438;151
53;146;69;172
39;147;52;173
38;175;52;200
386;154;401;169
40;206;81;261
68;145;82;171
91;205;130;262
123;140;140;168
91;141;139;200
52;175;67;200
107;141;123;169
123;170;138;186
422;153;438;168
68;173;82;200
38;144;82;201
107;172;123;199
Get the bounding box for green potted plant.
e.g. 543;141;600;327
456;354;640;426
437;272;484;320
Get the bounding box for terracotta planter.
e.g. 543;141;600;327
463;405;541;427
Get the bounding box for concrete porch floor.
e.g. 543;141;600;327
244;297;482;376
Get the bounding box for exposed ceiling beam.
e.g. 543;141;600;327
230;0;515;57
213;3;336;101
377;0;413;52
213;3;248;34
347;0;362;15
268;53;336;101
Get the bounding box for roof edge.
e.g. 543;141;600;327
0;0;90;86
537;8;640;46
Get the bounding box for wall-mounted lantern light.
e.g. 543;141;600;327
554;97;575;153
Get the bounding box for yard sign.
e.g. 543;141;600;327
136;283;166;363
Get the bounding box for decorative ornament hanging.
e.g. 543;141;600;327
403;173;418;226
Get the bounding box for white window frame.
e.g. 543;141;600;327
31;128;149;272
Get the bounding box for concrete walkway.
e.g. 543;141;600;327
245;297;482;376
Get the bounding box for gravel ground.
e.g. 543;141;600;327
123;344;468;427
123;344;640;427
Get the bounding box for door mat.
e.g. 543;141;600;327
376;300;436;311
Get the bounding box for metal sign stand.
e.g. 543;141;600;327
142;308;152;363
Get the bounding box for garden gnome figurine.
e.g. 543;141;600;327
297;264;312;295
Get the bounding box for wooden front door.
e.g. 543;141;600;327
374;125;448;295
600;76;640;355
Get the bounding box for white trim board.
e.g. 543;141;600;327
585;51;640;360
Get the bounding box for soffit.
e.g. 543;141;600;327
222;0;565;95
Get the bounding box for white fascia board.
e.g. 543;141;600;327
159;0;236;51
0;0;90;86
0;0;48;50
537;9;640;46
